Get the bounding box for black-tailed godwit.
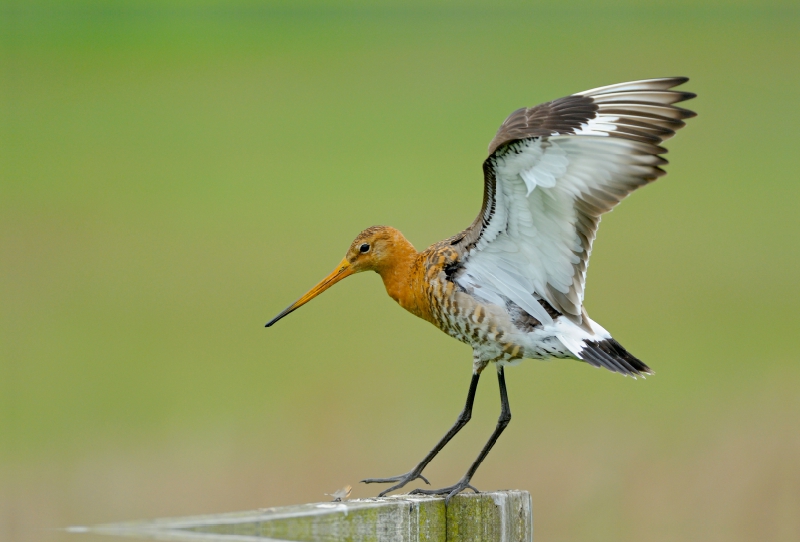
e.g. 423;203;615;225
267;77;696;501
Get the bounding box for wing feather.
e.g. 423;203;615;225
452;78;695;328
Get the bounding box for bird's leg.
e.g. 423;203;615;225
361;371;481;496
410;365;511;504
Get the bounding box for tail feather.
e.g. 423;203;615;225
553;315;653;378
579;338;653;378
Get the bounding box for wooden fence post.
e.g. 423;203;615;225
73;490;532;542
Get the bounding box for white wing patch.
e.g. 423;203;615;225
457;78;694;327
458;135;662;325
519;141;569;194
574;115;620;137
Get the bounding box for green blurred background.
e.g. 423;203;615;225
2;1;799;541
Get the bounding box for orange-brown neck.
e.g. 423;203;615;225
374;236;433;323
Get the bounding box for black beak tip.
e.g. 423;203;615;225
265;313;285;328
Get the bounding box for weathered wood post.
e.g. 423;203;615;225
73;490;532;542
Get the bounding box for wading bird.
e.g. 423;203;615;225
266;78;695;501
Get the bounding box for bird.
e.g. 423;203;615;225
266;77;695;502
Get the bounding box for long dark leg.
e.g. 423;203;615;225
361;371;481;496
411;365;511;503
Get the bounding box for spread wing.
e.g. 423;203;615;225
451;77;696;328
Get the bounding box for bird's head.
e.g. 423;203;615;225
265;226;412;327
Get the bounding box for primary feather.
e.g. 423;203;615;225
452;77;695;333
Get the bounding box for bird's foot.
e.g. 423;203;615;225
360;470;431;497
409;477;479;504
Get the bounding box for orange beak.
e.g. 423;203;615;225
265;258;355;327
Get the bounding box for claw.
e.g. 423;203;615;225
361;473;429;485
377;486;397;498
409;479;479;504
360;471;430;496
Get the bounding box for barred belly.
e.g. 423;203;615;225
428;278;574;370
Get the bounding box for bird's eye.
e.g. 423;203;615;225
359;243;370;253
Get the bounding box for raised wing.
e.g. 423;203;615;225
452;78;695;329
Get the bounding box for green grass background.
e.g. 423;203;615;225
3;1;799;541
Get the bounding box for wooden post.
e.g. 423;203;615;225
75;490;532;542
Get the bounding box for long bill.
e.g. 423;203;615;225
265;258;354;327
